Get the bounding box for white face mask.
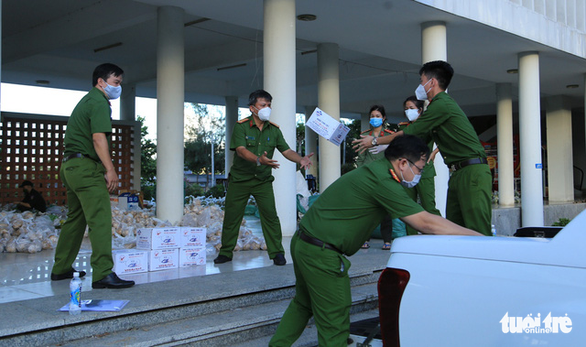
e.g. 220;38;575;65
415;79;432;101
256;107;271;121
405;109;420;122
400;164;421;188
104;83;122;100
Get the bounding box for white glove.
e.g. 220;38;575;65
369;144;388;155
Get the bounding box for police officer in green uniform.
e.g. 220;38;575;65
398;96;442;234
356;105;395;249
269;135;482;347
51;63;134;289
214;90;313;266
354;61;493;236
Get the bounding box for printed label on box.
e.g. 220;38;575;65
113;250;149;274
137;227;180;250
180;227;207;248
149;248;179;271
179;247;206;267
306;107;350;146
118;192;139;211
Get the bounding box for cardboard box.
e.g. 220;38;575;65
305;107;350;146
110;195;119;207
180;227;207;248
118;192;140;211
137;227;180;250
179;247;206;267
149;248;179;271
112;249;149;274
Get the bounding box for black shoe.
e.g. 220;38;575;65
51;269;87;281
92;273;135;289
273;254;286;266
214;255;232;264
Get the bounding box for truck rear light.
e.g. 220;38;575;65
378;268;410;347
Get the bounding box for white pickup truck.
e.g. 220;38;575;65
377;212;586;346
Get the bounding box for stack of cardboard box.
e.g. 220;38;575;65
177;227;207;267
113;227;206;274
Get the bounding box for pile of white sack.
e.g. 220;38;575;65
0;210;59;253
1;197;266;255
180;197;267;254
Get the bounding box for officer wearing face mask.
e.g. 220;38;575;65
51;63;135;289
396;96;442;235
354;61;492;236
356;105;394;168
214;89;314;266
270;134;482;347
356;105;395;250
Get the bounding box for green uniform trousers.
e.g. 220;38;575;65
403;175;442;235
219;177;284;259
270;232;352;347
446;164;493;236
52;157;113;281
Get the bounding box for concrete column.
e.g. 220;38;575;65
317;42;341;191
421;21;447;64
263;0;297;236
545;96;574;202
304;106;318;178
224;96;238;176
155;6;185;224
496;83;515;206
120;83;136;121
421;21;448;217
518;51;544;226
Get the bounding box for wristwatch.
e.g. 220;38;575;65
256;157;261;166
371;137;378;146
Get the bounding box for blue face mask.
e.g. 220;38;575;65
104;83;122;100
370;118;383;128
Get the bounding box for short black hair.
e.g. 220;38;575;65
92;63;124;87
248;89;272;106
384;134;430;163
403;96;424;111
419;60;453;90
369;104;386;118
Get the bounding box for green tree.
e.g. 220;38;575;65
184;104;226;181
342;119;361;170
137;116;157;200
296;122;306;155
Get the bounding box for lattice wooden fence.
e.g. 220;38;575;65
0;113;140;207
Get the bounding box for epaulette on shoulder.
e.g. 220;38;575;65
360;129;370;134
269;121;280;128
384;129;395;134
237;117;250;124
398;121;410;126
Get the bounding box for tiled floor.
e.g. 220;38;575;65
0;216;294;304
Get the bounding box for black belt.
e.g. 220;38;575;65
299;231;344;255
62;153;87;162
450;158;488;171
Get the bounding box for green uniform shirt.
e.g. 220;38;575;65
229;116;290;183
356;128;394;167
63;87;112;161
402;92;485;166
300;158;424;256
397;121;436;178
